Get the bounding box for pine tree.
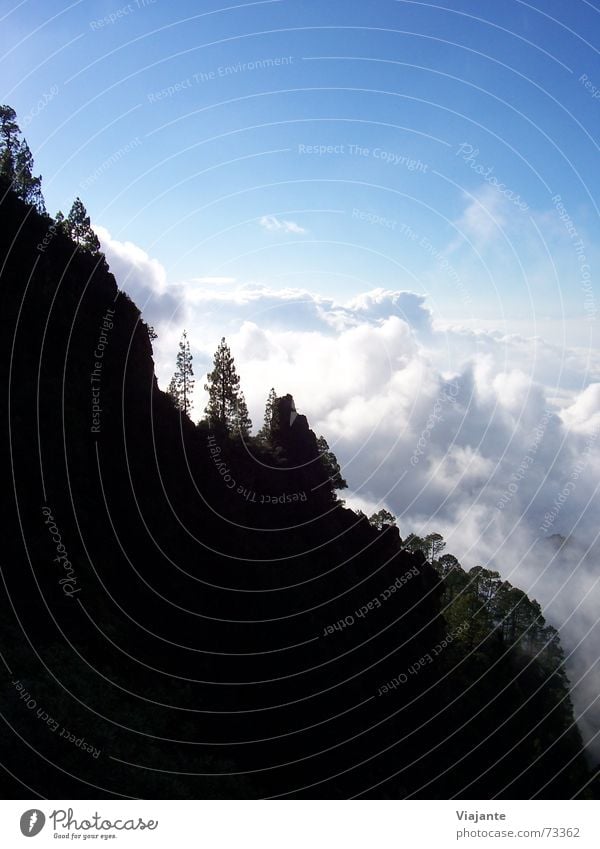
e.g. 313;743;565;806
403;533;426;553
369;509;396;529
438;553;460;576
167;331;195;416
0;105;19;181
258;387;278;441
204;337;252;434
316;435;347;489
424;532;446;563
236;390;252;438
14;139;44;211
167;376;179;409
0;105;45;212
66;197;101;253
54;210;68;234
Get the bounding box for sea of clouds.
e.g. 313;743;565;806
97;224;600;760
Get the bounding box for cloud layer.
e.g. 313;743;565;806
97;225;600;756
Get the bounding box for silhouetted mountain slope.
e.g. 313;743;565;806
0;183;592;799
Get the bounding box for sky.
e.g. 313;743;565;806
4;1;600;756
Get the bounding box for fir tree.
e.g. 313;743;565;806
167;330;195;416
204;337;252;435
66;197;101;253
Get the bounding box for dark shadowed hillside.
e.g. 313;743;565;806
0;180;593;799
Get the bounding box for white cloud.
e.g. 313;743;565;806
98;228;600;756
190;276;237;285
259;215;307;234
199;292;600;755
95;225;167;294
561;383;600;433
95;225;182;327
455;184;508;244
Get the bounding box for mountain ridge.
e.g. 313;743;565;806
0;179;592;799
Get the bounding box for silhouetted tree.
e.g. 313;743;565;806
236;390;252;438
0;105;19;180
167;376;178;406
403;533;426;553
14;139;43;210
369;508;396;529
204;337;252;434
424;532;446;563
258;387;278;441
316;435;347;489
66;197;101;253
0;105;45;212
437;553;460;576
168;330;195;416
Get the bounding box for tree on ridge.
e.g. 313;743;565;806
204;337;252;436
168;330;195;417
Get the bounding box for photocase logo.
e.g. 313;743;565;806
20;809;46;837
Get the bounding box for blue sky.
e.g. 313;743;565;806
3;0;599;329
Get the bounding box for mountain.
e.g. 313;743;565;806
0;180;592;799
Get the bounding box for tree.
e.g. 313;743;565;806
0;105;19;181
403;533;426;553
204;337;252;435
369;509;396;530
168;330;195;416
167;376;179;407
14;138;44;210
235;390;252;438
424;532;446;563
437;553;460;577
0;105;45;212
316;435;347;490
65;197;101;253
258;387;278;441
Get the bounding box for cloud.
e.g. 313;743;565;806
259;215;307;234
95;225;167;293
190;292;600;755
561;383;600;433
151;282;433;337
455;184;508;244
189;276;237;285
346;289;433;334
95;225;181;326
98;227;600;756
